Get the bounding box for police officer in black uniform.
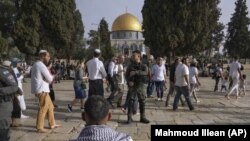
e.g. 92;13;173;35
125;50;150;124
0;61;19;141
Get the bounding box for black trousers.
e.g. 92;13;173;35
0;100;13;141
89;79;104;97
49;89;55;102
12;96;21;119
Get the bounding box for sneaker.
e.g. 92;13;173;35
157;98;160;101
67;104;72;112
196;100;200;103
121;108;127;114
21;114;29;119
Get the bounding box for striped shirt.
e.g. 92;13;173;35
72;125;133;141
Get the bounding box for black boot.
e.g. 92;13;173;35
139;100;150;124
127;99;134;124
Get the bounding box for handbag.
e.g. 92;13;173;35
17;95;26;111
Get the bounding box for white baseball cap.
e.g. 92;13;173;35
94;49;101;54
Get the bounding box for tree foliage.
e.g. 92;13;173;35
99;18;115;60
13;0;84;59
224;0;250;58
142;0;223;59
0;0;16;38
87;18;115;61
0;34;8;55
0;0;16;59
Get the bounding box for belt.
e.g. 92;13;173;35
89;79;102;81
0;95;13;103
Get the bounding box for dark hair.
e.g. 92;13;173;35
181;57;187;63
94;52;101;57
132;50;141;56
242;74;246;79
233;56;239;60
84;95;109;123
39;52;47;58
190;62;196;67
174;58;180;63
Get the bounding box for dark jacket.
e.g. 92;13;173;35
0;65;19;96
125;62;149;86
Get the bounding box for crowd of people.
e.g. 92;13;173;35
0;48;247;141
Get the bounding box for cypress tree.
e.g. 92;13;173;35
13;0;84;60
224;0;250;58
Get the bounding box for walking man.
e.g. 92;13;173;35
86;49;107;97
173;58;194;111
31;50;60;133
165;58;185;107
225;56;242;100
126;50;150;124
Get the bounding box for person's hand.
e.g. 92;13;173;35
17;88;23;95
128;81;134;87
198;82;201;86
130;71;137;77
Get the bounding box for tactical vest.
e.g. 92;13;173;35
0;65;18;98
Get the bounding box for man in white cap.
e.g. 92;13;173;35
86;49;107;97
31;50;60;133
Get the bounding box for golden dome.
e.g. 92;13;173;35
112;13;142;32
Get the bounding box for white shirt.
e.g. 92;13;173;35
175;63;189;87
87;58;107;80
229;61;241;79
113;64;118;75
114;64;125;84
189;66;198;84
239;79;246;89
151;64;166;81
13;67;24;91
108;61;116;77
31;61;53;94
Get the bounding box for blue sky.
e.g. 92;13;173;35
76;0;250;38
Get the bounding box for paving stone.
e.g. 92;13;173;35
116;126;138;134
9;70;250;141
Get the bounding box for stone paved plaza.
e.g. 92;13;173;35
10;67;250;141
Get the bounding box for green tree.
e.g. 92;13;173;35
0;0;16;38
13;0;84;60
0;33;8;59
87;18;115;61
224;0;250;58
0;0;16;59
98;18;115;60
87;30;99;48
142;0;223;60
